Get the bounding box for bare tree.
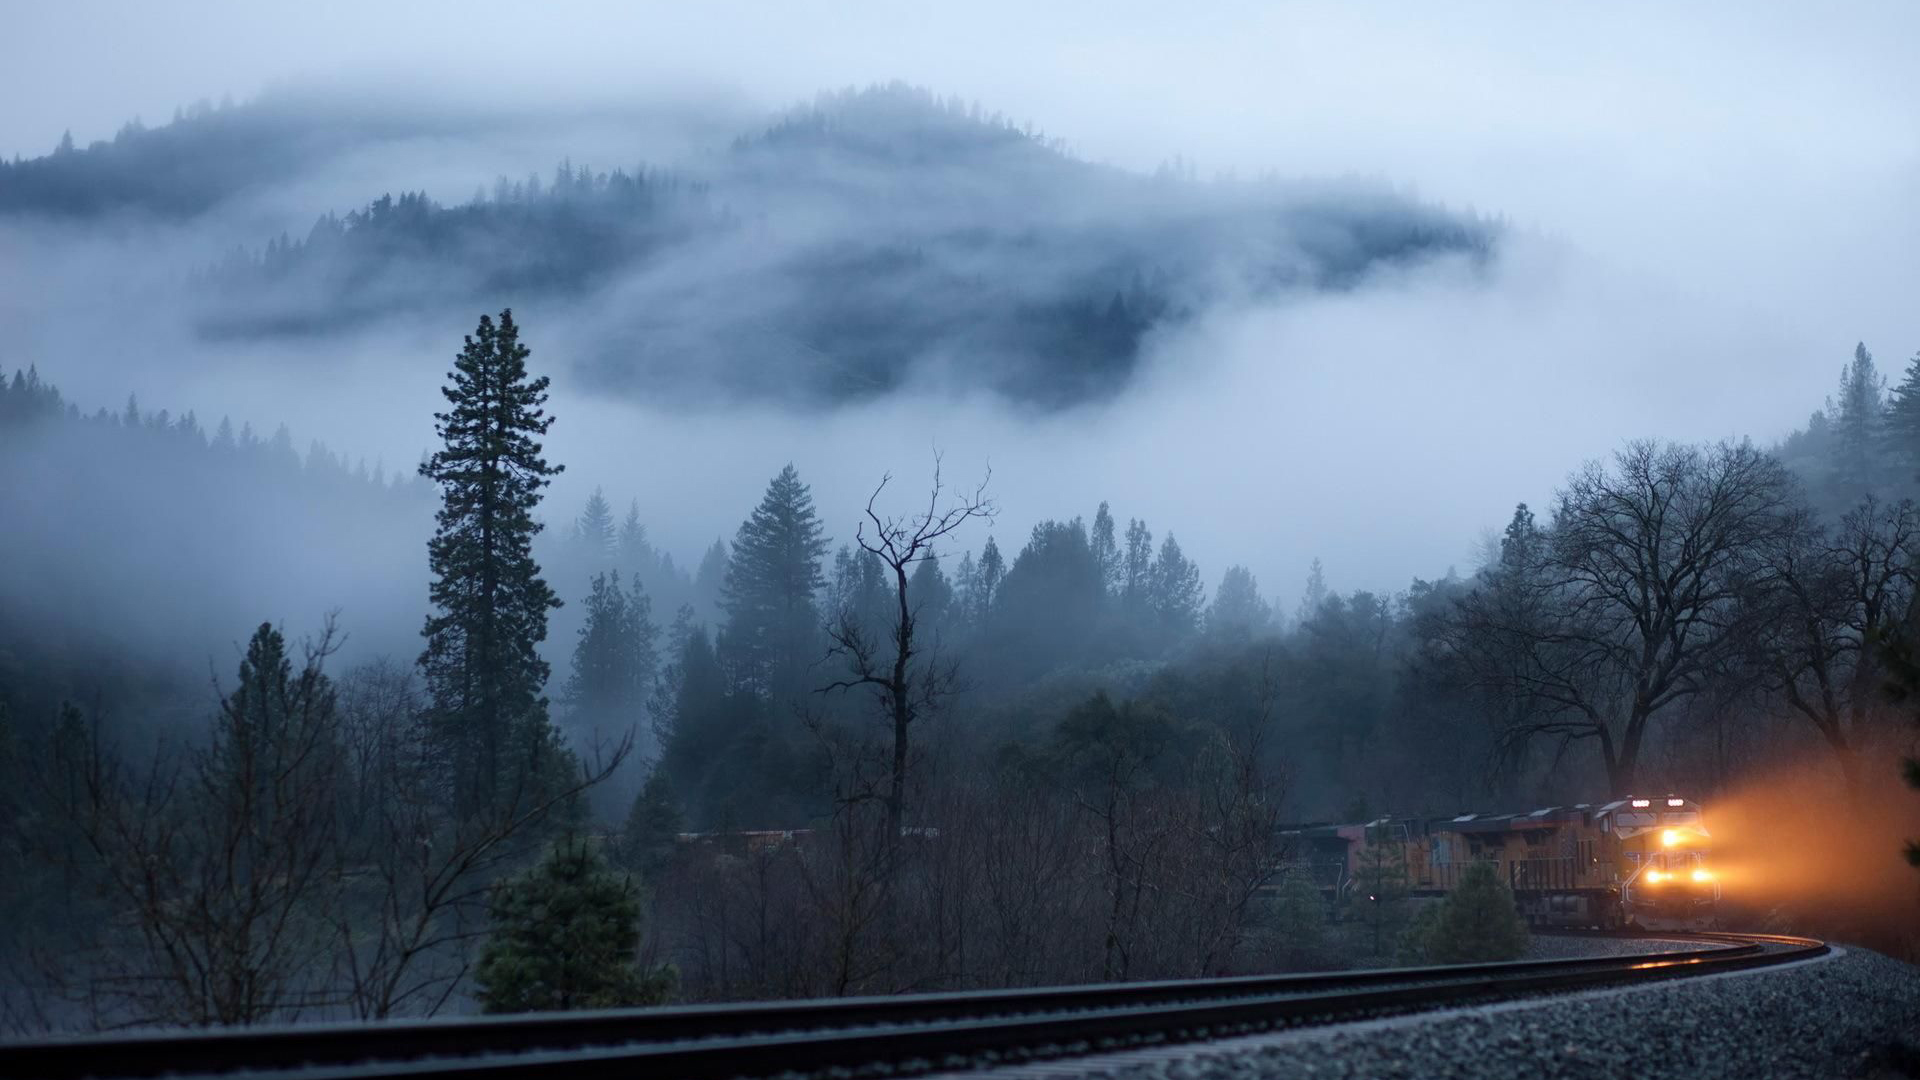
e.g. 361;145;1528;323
1751;498;1916;798
821;457;993;842
34;623;346;1028
1442;441;1796;795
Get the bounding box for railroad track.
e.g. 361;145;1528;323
0;931;1826;1080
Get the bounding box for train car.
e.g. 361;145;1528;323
1277;795;1719;930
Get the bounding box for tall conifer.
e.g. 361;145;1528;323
719;464;829;699
419;309;564;815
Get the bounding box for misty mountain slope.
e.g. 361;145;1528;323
0;368;432;727
169;83;1496;408
0;94;471;221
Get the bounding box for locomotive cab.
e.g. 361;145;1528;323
1608;796;1719;930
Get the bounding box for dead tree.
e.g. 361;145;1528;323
821;457;993;844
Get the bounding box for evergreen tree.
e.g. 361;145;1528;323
1206;565;1271;640
474;838;673;1013
1148;533;1203;637
952;551;980;630
418;309;566;815
1499;503;1539;570
563;570;657;736
1883;350;1920;489
907;553;954;638
1419;860;1529;963
692;538;728;621
1121;519;1153;612
1296;557;1329;625
1090;501;1120;597
616;501;655;580
618;770;685;878
570;487;615;569
720;465;830;699
973;536;1005;623
1829;342;1886;504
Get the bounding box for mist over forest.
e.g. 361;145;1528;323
2;0;1918;1035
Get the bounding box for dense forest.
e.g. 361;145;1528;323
4;320;1918;1027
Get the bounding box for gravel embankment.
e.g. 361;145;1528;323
937;945;1920;1080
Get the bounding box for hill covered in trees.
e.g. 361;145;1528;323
2;84;1496;409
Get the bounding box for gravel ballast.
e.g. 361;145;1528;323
931;945;1920;1080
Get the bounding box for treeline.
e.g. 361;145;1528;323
196;168;715;338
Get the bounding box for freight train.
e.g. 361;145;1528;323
1279;796;1719;930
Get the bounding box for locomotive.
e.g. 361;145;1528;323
1280;795;1719;930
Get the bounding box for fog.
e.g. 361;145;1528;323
3;2;1917;664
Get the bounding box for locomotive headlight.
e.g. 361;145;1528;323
1691;868;1713;883
1643;869;1665;884
1661;829;1681;847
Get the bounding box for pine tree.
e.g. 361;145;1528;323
692;538;728;621
1883;351;1920;490
1206;566;1270;639
419;309;566;815
617;501;655;581
974;536;1005;623
474;838;673;1012
1148;533;1203;637
1090;501;1120;597
952;551;980;630
571;487;615;569
908;554;954;636
563;570;657;736
1296;558;1329;625
1829;342;1886;503
1419;860;1529;963
1122;519;1153;612
720;465;829;699
618;770;685;877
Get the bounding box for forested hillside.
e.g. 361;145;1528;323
3;84;1494;408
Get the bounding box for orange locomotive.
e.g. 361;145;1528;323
1281;795;1720;930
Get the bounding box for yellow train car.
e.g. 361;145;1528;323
1279;795;1719;930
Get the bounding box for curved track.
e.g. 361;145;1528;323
0;932;1826;1080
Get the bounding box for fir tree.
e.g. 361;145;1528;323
618;770;685;877
1419;860;1529;963
1883;350;1920;489
1121;519;1153;612
1090;501;1120;597
419;309;565;815
571;487;615;569
720;465;829;699
563;570;657;736
474;837;673;1012
973;536;1005;623
1296;557;1329;625
1829;342;1886;504
1206;565;1270;639
1148;533;1203;637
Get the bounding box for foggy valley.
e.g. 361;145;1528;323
1;3;1917;1072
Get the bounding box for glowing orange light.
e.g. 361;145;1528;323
1692;868;1713;883
1661;829;1682;847
1643;869;1665;884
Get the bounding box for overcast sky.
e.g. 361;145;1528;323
6;1;1919;606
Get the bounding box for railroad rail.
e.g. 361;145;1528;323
0;931;1826;1080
